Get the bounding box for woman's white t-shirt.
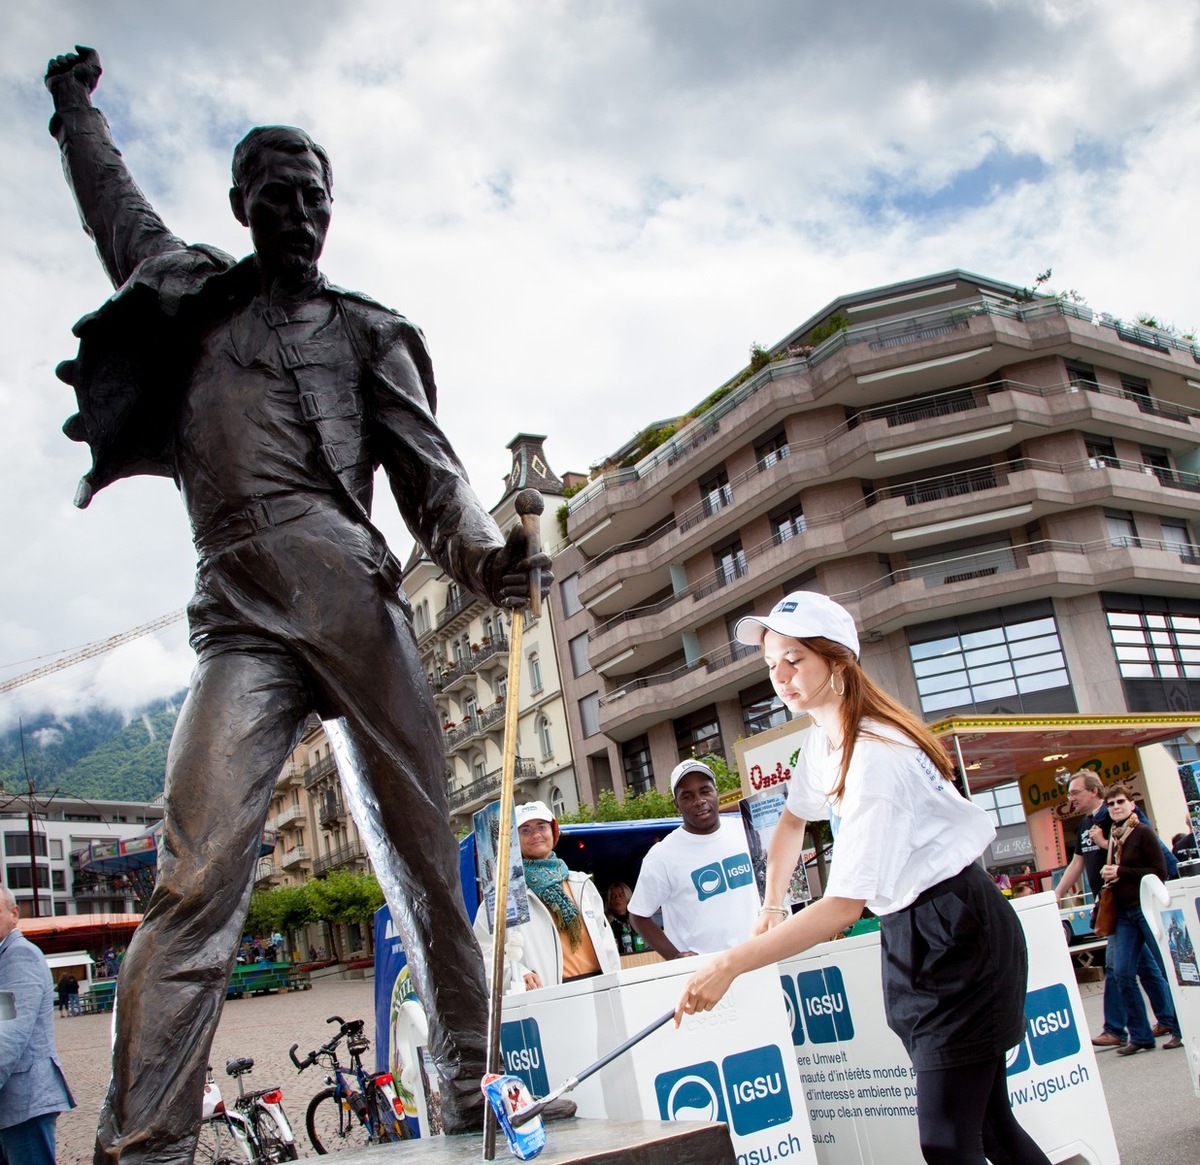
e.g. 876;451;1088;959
785;721;995;916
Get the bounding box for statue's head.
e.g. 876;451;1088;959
229;126;333;281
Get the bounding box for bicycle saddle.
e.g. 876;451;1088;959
226;1056;255;1076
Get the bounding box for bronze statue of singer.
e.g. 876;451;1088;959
44;45;546;1164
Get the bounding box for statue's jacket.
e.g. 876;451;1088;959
52;105;506;598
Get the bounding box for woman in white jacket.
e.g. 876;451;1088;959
474;802;620;992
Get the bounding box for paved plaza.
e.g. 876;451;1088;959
50;975;1200;1164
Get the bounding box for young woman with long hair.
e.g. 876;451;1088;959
676;591;1050;1165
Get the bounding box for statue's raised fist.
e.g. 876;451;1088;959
45;45;102;99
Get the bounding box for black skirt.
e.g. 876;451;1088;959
878;862;1028;1071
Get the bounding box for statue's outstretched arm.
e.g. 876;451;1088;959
46;46;185;290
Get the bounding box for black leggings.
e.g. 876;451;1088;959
915;1056;1051;1165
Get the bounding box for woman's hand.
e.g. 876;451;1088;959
751;906;788;937
523;971;543;991
1100;863;1119;884
674;954;735;1026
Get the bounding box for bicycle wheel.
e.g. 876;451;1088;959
251;1108;299;1161
305;1087;370;1154
195;1116;243;1165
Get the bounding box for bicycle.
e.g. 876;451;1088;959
290;1015;408;1153
196;1055;299;1164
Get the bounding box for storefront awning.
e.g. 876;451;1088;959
929;712;1200;793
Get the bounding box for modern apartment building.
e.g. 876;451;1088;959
405;434;584;832
1;795;164;917
551;270;1200;804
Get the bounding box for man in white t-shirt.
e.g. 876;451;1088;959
628;760;761;957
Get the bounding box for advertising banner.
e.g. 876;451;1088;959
778;894;1117;1164
1141;873;1200;1101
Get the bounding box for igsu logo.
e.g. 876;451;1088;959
655;1045;792;1136
1005;984;1079;1076
500;1018;549;1096
691;853;755;902
779;967;854;1046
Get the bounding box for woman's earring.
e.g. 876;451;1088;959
831;670;846;697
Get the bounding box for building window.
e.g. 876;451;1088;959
770;499;806;544
1120;374;1153;408
550;785;566;817
622;736;654;795
473;757;487;781
1140;445;1174;484
413;600;430;636
674;705;723;761
1065;360;1096;390
537;715;554;759
699;467;733;517
907;602;1072;715
1105;510;1140;549
50;839;63;860
1161;520;1198;559
1106;608;1200;680
528;653;543;693
741;681;787;736
579;694;600;737
568;633;591;678
495;675;508;700
6;864;50;889
972;781;1026;827
3;833;47;858
560;574;583;617
713;539;748;587
756;429;790;470
1084;433;1118;469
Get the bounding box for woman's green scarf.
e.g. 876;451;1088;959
523;856;584;948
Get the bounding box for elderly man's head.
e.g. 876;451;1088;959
1066;770;1104;814
229;126;333;281
0;885;19;942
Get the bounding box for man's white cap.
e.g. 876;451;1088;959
734;591;860;659
670;758;716;795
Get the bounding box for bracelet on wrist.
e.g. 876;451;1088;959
759;906;788;917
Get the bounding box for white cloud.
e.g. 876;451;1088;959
1;0;1198;721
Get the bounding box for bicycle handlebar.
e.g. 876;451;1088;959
293;1017;368;1073
289;1043;316;1072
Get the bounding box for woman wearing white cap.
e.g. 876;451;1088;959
676;592;1050;1165
474;801;619;993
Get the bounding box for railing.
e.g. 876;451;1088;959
280;846;310;869
566;295;1200;516
444;700;509;748
448;758;537;811
317;794;346;827
437;588;481;629
253;857;277;883
270;803;307;831
597;535;1200;703
439;658;475;688
303;753;338;788
313;840;367;876
472;634;510;668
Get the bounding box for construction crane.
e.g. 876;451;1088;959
0;610;186;695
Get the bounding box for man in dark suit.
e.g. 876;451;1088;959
45;46;546;1163
0;888;76;1165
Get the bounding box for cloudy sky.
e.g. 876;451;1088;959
2;0;1199;727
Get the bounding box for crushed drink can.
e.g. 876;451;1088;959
481;1073;546;1160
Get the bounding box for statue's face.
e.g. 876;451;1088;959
240;148;331;279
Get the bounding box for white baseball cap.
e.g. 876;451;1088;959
670;758;716;794
734;591;860;659
514;801;559;843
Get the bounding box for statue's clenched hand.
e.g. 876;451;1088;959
45;45;102;109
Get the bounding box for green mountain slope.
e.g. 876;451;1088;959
0;692;186;803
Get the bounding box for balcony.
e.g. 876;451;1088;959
313;840;368;876
253;857;279;886
317;792;347;827
303;753;338;789
472;634;510;672
280;845;310;870
565;295;1200;556
439;658;476;694
437;588;482;633
448;758;537;813
444;700;509;752
270;804;307;832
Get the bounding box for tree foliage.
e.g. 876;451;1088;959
559;754;740;824
245;872;381;940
